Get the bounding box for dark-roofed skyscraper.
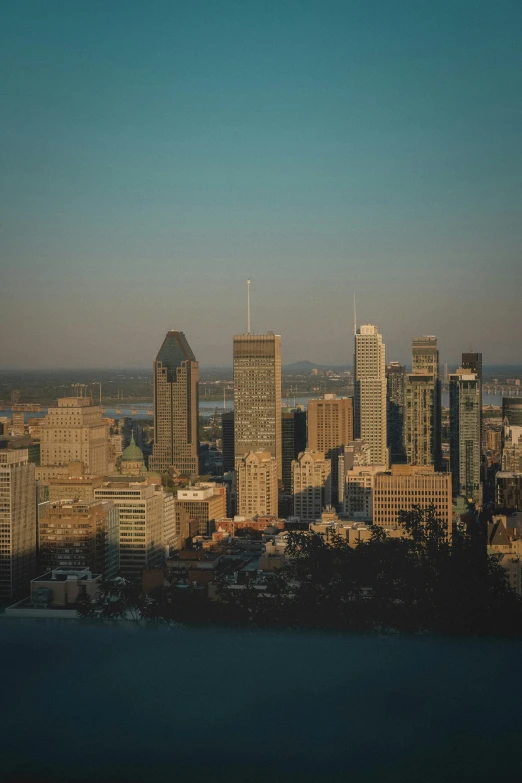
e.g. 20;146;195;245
150;331;199;476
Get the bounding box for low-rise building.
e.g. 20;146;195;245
5;567;102;619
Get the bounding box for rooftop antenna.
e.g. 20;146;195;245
247;279;251;334
353;293;357;336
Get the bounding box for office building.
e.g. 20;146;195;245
175;483;227;536
149;331;199;476
94;482;165;578
450;369;482;505
0;449;37;599
39;499;119;579
412;336;439;376
221;411;235;473
373;465;453;540
233;333;282;478
37;397;111;481
386;362;406;463
291;450;331;523
354;324;388;465
307;394;353;504
281;408;307;494
236;451;278;517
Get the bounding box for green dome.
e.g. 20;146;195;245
122;432;144;462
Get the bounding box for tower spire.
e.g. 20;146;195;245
353;293;357;336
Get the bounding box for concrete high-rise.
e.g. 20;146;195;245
386;362;406;463
450;368;482;505
233;333;282;478
236;451;278;517
354;325;388;466
0;449;37;599
37;397;111;481
150;331;199;476
292;450;331;523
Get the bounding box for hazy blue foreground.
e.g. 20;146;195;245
3;622;521;783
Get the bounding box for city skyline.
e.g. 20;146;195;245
2;1;521;369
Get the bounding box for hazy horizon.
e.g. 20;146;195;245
2;1;521;369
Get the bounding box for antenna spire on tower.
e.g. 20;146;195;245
247;279;251;334
353;293;357;336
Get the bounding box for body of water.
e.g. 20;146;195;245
0;391;511;423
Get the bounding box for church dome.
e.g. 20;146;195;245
122;432;144;462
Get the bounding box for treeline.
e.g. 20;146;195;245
78;507;522;637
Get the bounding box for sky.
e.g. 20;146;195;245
1;0;521;369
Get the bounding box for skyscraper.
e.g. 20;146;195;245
233;333;282;478
407;336;441;468
462;352;483;452
150;331;199;476
404;373;437;466
450;368;482;505
307;394;353;504
0;449;36;599
354;324;388;466
386;362;406;463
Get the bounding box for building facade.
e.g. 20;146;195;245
39;499;120;579
94;482;164;578
292;450;331;523
404;373;438;466
0;449;37;599
235;451;278;517
450;369;482;505
149;331;199;476
307;394;352;504
354;324;388;466
342;464;386;520
386;361;406;463
221;411;235;473
281;408;307;494
373;465;453;540
37;397;111;481
233;333;282;478
175;483;227;536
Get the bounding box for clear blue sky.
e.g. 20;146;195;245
2;0;521;368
